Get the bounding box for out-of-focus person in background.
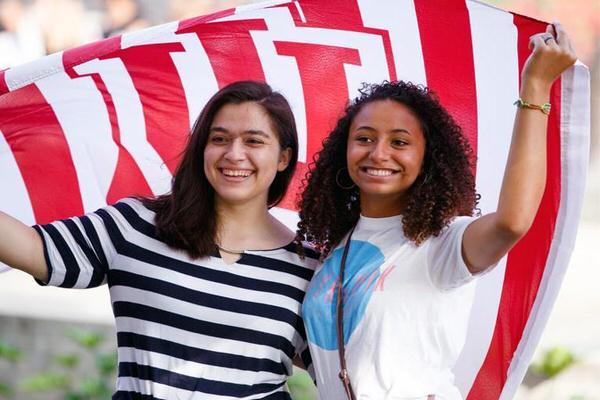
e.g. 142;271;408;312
103;0;148;38
167;0;218;21
30;0;102;54
0;0;45;69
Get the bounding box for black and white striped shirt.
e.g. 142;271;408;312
33;198;318;400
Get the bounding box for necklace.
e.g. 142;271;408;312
216;243;245;255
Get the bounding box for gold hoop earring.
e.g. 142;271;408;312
336;168;356;190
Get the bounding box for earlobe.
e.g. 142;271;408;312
278;147;292;171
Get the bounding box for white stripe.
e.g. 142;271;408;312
121;20;220;129
500;63;591;400
38;227;67;286
35;72;118;212
0;129;35;226
116;316;288;363
4;51;64;92
73;57;172;196
270;206;300;232
294;1;307;23
453;2;519;395
118;346;282;385
357;0;427;85
173;32;220;129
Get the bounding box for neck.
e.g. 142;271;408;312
215;197;292;250
360;193;406;218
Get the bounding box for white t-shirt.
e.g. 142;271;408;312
302;214;487;400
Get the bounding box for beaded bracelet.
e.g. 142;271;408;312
514;98;551;115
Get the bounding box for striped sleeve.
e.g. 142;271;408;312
33;205;117;288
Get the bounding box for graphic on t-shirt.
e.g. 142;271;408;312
303;240;384;350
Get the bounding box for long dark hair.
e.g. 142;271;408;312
296;81;477;256
143;81;298;258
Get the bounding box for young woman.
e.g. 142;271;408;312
0;81;318;399
297;24;577;399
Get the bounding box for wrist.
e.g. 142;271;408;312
520;78;552;102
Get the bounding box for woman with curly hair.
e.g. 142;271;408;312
298;24;576;399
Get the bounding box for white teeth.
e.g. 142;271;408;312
222;169;252;177
365;168;394;176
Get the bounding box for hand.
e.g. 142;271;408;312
521;22;577;91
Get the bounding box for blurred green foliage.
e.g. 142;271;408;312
531;346;575;378
1;328;320;399
288;368;317;400
0;328;116;400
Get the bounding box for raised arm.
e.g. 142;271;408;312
463;23;577;273
0;212;47;281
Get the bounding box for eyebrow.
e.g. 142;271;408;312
209;127;271;138
355;125;411;135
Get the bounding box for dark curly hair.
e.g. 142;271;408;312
296;81;478;256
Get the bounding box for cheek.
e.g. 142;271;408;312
346;144;361;168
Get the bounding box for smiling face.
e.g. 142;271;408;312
204;102;291;208
347;99;426;217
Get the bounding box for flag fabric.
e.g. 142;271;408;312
0;0;589;398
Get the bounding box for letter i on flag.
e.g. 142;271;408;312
0;0;589;398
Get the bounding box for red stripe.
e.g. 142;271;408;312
62;36;121;71
116;43;190;173
178;19;268;88
274;41;361;210
0;84;84;223
413;0;478;157
0;69;8;95
468;16;562;399
274;0;397;80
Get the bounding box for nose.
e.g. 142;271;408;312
369;140;390;163
224;138;246;162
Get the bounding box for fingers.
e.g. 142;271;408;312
528;32;554;51
552;22;576;54
528;33;545;51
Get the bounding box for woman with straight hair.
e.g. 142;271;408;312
0;80;318;399
297;24;577;399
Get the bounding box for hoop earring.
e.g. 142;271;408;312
336;168;356;190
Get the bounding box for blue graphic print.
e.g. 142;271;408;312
303;240;385;350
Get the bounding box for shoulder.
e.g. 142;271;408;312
275;241;321;271
96;197;158;238
107;197;155;220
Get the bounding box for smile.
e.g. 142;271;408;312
361;167;398;177
220;169;253;177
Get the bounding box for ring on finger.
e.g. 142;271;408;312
541;33;555;43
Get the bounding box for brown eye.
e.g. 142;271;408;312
246;137;265;145
355;136;373;143
210;135;227;144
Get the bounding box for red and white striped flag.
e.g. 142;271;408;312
0;0;589;398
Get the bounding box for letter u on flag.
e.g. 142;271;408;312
0;0;590;398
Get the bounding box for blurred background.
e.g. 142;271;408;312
0;0;598;399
